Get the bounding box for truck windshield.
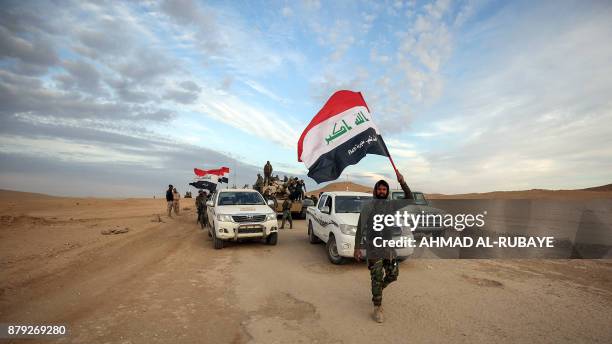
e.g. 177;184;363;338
335;196;372;213
217;192;265;206
391;191;428;205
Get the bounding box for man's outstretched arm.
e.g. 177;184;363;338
396;171;415;200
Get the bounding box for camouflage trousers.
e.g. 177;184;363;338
368;259;399;306
280;210;292;229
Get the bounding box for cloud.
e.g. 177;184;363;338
55;59;103;95
243;79;288;103
163;80;202;104
395;1;612;193
1;0;610;197
197;89;299;148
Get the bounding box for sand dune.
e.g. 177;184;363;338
309;183;612;200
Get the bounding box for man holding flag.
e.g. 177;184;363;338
298;90;415;323
354;172;414;323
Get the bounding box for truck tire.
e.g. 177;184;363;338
326;234;346;265
308;221;321;244
265;232;278;245
212;229;223;249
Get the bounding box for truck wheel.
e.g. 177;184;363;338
326;234;346;265
308;221;320;244
265;232;278;245
212;229;223;249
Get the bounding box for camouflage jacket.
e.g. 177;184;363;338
195;195;206;209
354;181;414;250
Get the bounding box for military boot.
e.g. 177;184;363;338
373;305;384;323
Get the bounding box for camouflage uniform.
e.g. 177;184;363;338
368;259;399;306
195;192;206;225
172;189;180;215
354;179;414;307
280;199;292;229
263;161;273;186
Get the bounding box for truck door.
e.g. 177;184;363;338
207;192;217;226
313;195;327;237
318;195;333;242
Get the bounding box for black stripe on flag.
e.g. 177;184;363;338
189;181;217;192
307;127;390;183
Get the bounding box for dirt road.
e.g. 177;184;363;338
1;193;611;343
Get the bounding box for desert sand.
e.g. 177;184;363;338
310;181;612;200
1;189;611;343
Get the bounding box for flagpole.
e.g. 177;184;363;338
388;155;399;176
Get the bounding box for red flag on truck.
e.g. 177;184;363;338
297;90;391;183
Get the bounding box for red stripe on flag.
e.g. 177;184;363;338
297;90;369;162
194;167;230;176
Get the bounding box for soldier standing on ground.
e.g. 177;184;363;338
354;171;414;323
172;187;180;215
263;161;273;186
280;198;293;229
166;185;174;218
195;190;206;226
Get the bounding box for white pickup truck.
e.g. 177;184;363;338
306;191;414;264
206;189;278;249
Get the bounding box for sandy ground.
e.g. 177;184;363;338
1;191;612;343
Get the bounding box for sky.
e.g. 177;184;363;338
1;0;611;197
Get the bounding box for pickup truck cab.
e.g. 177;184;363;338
388;190;448;237
390;190;428;204
306;191;414;264
206;189;278;249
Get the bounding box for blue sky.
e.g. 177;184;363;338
1;0;611;196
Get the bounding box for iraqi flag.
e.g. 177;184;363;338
297;90;390;183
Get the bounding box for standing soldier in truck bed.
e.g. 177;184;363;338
263;161;273;186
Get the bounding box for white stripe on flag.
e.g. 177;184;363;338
300;105;380;168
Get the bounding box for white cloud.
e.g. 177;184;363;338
195;89;299;149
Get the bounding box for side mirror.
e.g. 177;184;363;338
267;199;275;207
322;206;330;214
206;200;213;207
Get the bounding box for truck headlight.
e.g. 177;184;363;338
339;224;357;235
265;213;277;221
217;214;233;222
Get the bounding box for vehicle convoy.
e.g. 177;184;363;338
259;178;310;218
388;190;448;237
205;189;279;249
306;191;415;264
